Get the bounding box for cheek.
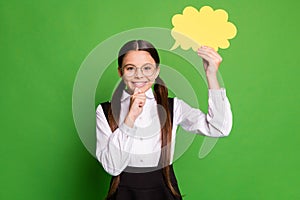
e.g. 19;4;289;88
147;77;155;82
121;76;133;87
148;73;159;82
122;76;131;83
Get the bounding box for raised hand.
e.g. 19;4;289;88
124;82;153;127
197;46;222;76
197;46;222;89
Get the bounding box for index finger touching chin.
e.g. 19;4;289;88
133;87;141;95
140;81;154;93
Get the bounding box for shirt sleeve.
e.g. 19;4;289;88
174;88;233;137
95;104;137;176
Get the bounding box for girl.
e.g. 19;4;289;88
96;40;232;200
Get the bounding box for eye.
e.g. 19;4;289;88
124;65;135;71
143;64;154;71
144;66;151;71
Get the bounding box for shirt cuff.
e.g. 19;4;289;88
208;88;227;100
119;122;137;137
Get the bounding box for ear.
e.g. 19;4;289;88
118;68;122;77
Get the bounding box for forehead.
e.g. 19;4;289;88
122;50;156;66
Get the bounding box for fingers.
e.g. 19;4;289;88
197;47;221;62
197;46;222;64
131;81;152;108
197;46;223;75
133;87;140;95
131;81;153;114
127;89;146;122
135;95;146;107
138;81;153;94
197;46;219;57
131;89;146;108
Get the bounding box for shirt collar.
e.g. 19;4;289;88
120;88;155;102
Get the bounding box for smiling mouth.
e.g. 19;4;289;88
132;81;147;88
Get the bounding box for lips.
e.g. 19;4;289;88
132;81;147;88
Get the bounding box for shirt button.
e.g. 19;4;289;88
140;159;143;162
140;138;143;141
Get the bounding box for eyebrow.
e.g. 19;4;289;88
122;63;135;68
122;63;155;68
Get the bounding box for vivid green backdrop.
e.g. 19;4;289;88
1;0;299;199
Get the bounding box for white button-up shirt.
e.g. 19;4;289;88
96;88;232;176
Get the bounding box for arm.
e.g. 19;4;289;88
96;104;136;176
174;46;232;136
174;89;232;137
96;87;149;176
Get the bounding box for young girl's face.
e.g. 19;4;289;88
119;50;160;94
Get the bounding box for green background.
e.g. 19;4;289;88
1;0;299;199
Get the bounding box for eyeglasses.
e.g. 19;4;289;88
122;63;156;77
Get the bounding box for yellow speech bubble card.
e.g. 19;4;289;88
171;6;237;51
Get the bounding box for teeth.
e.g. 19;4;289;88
133;82;146;87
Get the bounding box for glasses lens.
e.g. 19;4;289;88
142;64;155;76
123;64;156;77
123;65;136;76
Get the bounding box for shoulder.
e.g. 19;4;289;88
96;101;111;115
173;97;198;116
171;97;189;116
173;97;187;108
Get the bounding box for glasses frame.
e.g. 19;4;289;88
122;63;157;77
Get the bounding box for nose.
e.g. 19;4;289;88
134;67;144;78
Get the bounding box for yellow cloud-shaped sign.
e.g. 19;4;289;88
171;6;237;51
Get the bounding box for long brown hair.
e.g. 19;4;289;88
106;40;181;199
